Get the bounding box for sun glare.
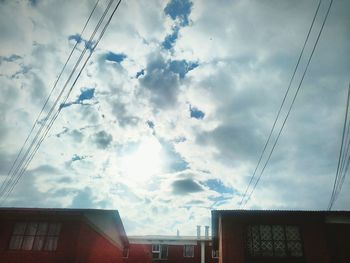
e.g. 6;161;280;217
120;137;164;182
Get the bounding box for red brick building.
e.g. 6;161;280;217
0;208;129;263
211;210;350;263
124;234;219;263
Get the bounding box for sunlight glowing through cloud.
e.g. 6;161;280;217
120;137;164;183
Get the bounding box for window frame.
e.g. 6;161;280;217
246;224;304;259
212;249;219;258
183;245;194;258
152;244;168;260
8;221;61;252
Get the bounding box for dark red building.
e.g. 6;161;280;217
0;208;129;263
124;235;218;263
211;210;350;263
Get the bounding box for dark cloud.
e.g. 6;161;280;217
139;54;180;108
139;54;198;109
135;69;145;78
110;101;140;127
172;178;203;195
70;129;84;142
93;130;112;149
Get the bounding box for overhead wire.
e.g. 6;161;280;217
0;0;122;203
241;0;334;207
329;83;350;210
0;0;101;197
239;0;322;207
0;0;114;201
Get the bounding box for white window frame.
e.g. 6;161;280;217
152;244;168;259
183;245;194;257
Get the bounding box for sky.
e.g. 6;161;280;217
0;0;349;236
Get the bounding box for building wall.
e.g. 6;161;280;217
0;212;125;263
326;223;350;263
219;214;336;263
75;221;124;263
124;243;153;263
125;241;218;263
0;218;80;263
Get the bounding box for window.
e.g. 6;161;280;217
9;222;61;251
152;244;168;259
183;245;194;257
212;249;219;258
246;225;303;258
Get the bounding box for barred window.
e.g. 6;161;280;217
246;225;303;257
184;245;194;257
9;222;61;251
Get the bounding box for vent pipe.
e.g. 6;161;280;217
197;225;201;238
205;226;209;238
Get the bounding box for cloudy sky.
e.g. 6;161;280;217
0;0;349;235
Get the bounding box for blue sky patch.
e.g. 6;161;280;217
160;139;189;172
164;0;193;26
77;88;95;103
204;179;234;194
162;27;179;50
105;52;127;63
189;105;205;119
60;88;95;110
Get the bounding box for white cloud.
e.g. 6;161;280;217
0;0;350;236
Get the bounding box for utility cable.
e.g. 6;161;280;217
1;0;122;203
239;0;322;207
242;0;334;207
0;0;101;196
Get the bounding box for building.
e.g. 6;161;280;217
0;208;129;263
124;227;218;263
211;210;350;263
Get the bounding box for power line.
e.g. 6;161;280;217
239;0;322;207
241;0;334;207
328;83;350;210
0;0;101;197
0;0;113;200
0;0;122;203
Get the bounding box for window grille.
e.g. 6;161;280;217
246;225;303;258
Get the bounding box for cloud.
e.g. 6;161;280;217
0;0;349;237
172;178;203;195
93;130;113;149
